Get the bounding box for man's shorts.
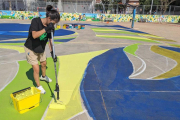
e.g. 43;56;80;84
24;46;46;65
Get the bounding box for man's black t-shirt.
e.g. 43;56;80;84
24;17;53;53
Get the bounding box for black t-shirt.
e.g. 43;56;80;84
24;17;53;53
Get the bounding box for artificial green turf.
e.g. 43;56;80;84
0;58;59;120
124;43;141;56
97;35;160;43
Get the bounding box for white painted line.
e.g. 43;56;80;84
166;57;168;72
124;45;146;78
0;61;19;92
41;99;52;120
68;110;87;120
129;55;146;78
146;46;178;79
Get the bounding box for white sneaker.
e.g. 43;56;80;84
40;75;52;82
37;86;46;94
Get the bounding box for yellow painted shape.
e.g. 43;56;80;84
138;34;163;38
151;45;180;79
97;35;151;40
0;45;25;53
149;38;176;42
168;44;180;48
45;49;109;120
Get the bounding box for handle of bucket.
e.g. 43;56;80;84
14;95;43;112
9;96;14;107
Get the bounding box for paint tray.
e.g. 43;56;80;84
10;87;41;114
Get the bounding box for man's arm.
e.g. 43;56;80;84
32;29;46;39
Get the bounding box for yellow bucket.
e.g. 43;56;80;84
57;25;61;29
78;25;81;29
63;24;67;29
10;87;41;114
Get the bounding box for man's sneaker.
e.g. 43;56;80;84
37;86;46;94
40;75;52;82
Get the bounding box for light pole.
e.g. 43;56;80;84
150;0;154;15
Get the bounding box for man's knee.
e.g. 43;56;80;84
41;61;46;67
32;65;39;74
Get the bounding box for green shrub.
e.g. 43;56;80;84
178;19;180;23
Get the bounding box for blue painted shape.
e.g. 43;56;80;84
0;38;75;43
0;23;30;31
0;23;75;40
54;38;74;42
1;31;28;36
81;61;108;120
0;35;26;40
80;62;97;120
160;46;180;53
0;40;26;43
81;47;180;120
68;23;148;34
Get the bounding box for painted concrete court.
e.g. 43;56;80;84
0;19;180;120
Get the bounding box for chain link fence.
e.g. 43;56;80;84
0;0;180;15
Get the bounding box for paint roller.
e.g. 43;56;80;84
49;29;66;109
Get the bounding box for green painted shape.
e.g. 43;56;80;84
0;58;59;120
124;43;141;56
168;44;180;47
97;35;160;43
91;28;114;30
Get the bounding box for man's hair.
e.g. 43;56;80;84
46;5;60;22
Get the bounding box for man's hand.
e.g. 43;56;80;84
50;51;57;62
45;23;54;33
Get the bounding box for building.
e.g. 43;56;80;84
0;0;95;13
128;0;139;6
61;0;94;13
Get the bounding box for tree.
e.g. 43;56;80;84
139;0;159;5
160;0;176;14
122;0;129;14
102;0;111;13
9;0;12;10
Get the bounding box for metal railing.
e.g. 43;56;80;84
0;0;179;15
